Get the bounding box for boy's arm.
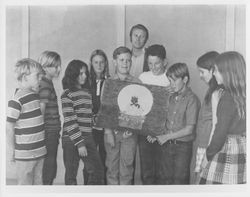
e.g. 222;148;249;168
157;94;200;145
157;125;194;145
6;122;15;162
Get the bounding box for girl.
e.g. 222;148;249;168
194;51;221;182
199;51;246;184
84;49;109;184
61;60;104;185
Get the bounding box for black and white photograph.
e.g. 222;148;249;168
1;0;248;196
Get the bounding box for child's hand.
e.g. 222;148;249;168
156;134;169;145
105;132;115;147
165;86;174;94
78;146;88;157
146;135;156;143
123;131;133;139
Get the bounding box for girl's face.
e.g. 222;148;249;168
92;55;106;76
148;55;165;76
77;67;87;86
198;67;213;84
213;64;223;85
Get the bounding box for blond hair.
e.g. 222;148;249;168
15;58;45;81
38;51;61;68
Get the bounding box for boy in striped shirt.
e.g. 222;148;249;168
6;58;47;185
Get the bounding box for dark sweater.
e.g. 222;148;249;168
206;91;246;161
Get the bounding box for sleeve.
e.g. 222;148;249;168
39;83;51;104
206;94;235;161
196;103;213;148
7;99;21;123
61;92;85;147
186;95;201;126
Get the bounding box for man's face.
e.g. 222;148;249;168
131;28;147;49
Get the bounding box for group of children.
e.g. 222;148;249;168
6;24;246;185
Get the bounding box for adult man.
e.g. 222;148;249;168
129;24;149;78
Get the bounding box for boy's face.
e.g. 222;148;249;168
25;70;43;91
45;63;61;79
148;55;165;76
131;28;147;49
168;75;187;93
115;53;132;75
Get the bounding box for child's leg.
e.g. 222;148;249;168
62;138;80;185
138;135;156;184
33;157;45;185
104;132;121;185
159;143;175;184
119;134;137;185
81;133;104;185
15;160;36;185
42;132;59;185
173;141;193;184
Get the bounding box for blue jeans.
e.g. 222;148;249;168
62;133;105;185
104;131;137;185
160;140;193;184
138;135;162;185
42;132;59;185
84;128;107;184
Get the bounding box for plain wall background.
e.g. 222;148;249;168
5;5;246;185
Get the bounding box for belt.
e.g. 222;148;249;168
166;139;191;145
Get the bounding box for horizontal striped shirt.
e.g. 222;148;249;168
61;88;93;147
7;88;47;160
39;77;61;132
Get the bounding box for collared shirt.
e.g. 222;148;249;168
165;87;200;141
130;48;145;78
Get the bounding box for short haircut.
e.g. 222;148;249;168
129;24;149;42
62;60;90;91
113;46;132;59
146;44;166;60
15;58;45;81
38;51;61;68
166;63;190;84
196;51;219;70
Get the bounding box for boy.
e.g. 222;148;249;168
104;46;140;185
129;24;150;78
138;44;171;185
157;63;200;184
38;51;61;185
6;58;47;185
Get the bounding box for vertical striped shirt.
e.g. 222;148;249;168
61;89;93;148
39;77;61;133
7;88;47;160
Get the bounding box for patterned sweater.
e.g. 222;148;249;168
61;88;93;148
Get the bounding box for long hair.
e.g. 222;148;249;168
62;60;90;91
196;51;219;105
38;51;61;68
215;51;246;119
89;49;110;87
